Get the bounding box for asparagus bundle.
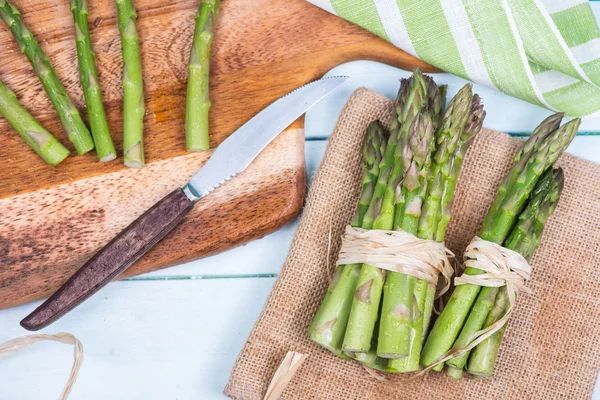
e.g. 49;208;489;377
185;0;219;152
421;114;579;375
71;0;116;161
0;79;69;166
0;0;94;155
308;120;388;356
309;70;487;375
116;0;146;168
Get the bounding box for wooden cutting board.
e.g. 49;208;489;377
0;0;433;310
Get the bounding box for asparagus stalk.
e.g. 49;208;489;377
481;113;563;232
421;94;485;344
185;0;219;151
444;286;499;374
379;111;435;360
116;0;145;167
308;121;388;354
389;88;483;372
435;95;485;240
421;116;578;370
466;168;563;377
372;74;428;230
71;0;116;161
341;181;388;353
0;0;94;155
342;72;430;353
0;79;69;165
353;121;386;227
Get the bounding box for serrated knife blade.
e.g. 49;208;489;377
20;75;349;331
183;75;349;200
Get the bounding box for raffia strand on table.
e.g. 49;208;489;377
0;333;83;400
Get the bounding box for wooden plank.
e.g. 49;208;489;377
0;278;276;399
0;0;430;311
0;0;426;197
0;128;304;309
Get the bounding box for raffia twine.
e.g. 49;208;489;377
421;236;531;373
0;333;83;399
336;226;454;298
264;351;307;400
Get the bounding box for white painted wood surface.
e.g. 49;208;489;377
2;57;600;400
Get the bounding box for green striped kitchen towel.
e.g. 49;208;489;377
308;0;600;116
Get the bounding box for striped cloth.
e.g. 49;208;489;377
308;0;600;117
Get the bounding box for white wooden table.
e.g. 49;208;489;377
2;55;600;400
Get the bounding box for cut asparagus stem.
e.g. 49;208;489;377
0;0;94;155
343;71;430;354
185;0;219;152
71;0;115;161
444;286;499;372
308;263;361;356
341;170;394;354
421;116;578;370
446;365;463;380
466;168;564;377
352;305;388;370
378;111;436;360
117;0;145;167
308;122;388;354
0;79;70;166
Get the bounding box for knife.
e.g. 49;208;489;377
21;75;348;331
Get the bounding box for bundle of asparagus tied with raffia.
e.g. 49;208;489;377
421;113;579;379
309;69;486;373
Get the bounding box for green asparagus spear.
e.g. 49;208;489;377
185;0;219;151
421;116;578;370
116;0;145;167
71;0;115;161
481;113;563;237
389;87;483;372
435;95;485;240
0;79;69;165
353;121;387;227
342;72;430;354
373;74;428;231
308;122;388;354
0;0;94;155
418;85;473;241
466;168;564;378
379;111;436;360
444;286;499;373
421;94;485;347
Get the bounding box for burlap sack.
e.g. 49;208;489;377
224;88;600;399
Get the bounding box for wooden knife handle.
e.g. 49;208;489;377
21;189;194;331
